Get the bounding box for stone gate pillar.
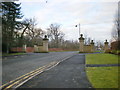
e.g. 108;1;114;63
104;39;109;52
43;35;49;52
90;40;94;52
79;34;84;53
34;45;38;52
23;44;26;52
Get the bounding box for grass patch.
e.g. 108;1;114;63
86;53;119;64
86;67;119;88
2;53;26;57
86;53;119;88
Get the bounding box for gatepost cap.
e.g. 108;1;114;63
43;35;49;40
91;40;94;44
79;34;84;40
104;39;108;44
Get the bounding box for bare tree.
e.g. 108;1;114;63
15;17;45;46
24;18;45;46
111;6;120;50
13;18;34;47
83;32;91;45
47;23;65;48
111;21;118;41
96;40;104;50
25;28;45;45
84;33;88;45
87;37;91;45
111;11;119;41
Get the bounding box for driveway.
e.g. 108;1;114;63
19;54;94;88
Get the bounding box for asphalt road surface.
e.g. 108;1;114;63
20;54;93;88
2;52;77;85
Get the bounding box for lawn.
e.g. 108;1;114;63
86;53;119;88
86;67;119;88
86;53;119;64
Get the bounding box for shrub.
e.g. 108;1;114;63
110;50;120;55
105;49;111;53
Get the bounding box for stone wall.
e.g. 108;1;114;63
11;35;49;53
84;45;92;52
11;47;34;53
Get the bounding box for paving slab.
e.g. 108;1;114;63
19;54;94;88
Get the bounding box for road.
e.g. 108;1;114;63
20;54;93;88
2;52;77;85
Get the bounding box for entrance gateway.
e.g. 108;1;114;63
22;35;109;53
79;34;109;53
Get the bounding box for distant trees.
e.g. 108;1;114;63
46;23;79;50
61;40;79;50
96;41;104;50
83;33;92;45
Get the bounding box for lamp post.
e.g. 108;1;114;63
75;23;80;37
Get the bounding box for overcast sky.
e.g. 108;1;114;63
17;0;119;43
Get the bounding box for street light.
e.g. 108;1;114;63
75;23;80;37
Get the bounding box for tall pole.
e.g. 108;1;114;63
79;23;80;37
75;23;81;37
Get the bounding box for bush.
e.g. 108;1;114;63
116;50;120;55
110;50;120;55
105;49;111;53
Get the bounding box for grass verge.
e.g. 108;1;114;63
86;53;119;64
86;53;119;88
2;53;26;57
86;67;119;88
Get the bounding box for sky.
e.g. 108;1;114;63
16;0;119;43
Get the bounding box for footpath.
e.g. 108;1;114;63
20;54;95;88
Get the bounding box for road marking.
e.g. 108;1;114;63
1;61;58;89
0;64;48;88
1;54;76;89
